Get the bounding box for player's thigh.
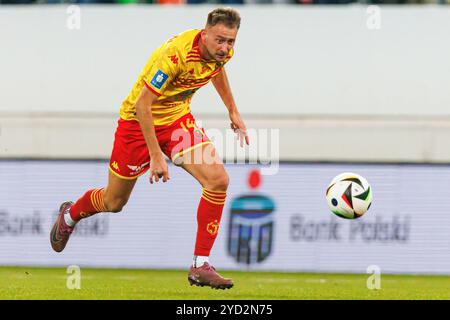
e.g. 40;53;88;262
104;170;138;204
180;143;229;191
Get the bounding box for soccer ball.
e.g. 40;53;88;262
325;172;373;219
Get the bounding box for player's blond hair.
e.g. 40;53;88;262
206;7;241;30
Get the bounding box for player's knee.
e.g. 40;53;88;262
207;172;229;192
105;198;128;213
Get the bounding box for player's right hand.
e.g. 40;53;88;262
149;152;170;184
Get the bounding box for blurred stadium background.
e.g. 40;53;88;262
1;1;450;299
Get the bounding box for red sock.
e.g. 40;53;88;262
194;188;227;256
69;188;107;222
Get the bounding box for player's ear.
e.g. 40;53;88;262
201;28;208;39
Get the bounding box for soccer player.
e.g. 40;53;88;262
50;7;248;290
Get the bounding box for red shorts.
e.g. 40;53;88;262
109;113;211;179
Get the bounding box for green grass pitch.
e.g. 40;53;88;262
0;267;449;300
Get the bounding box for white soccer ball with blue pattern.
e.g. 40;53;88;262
326;172;373;219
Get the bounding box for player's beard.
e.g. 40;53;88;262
204;45;226;62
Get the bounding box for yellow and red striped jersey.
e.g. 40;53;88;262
119;29;234;126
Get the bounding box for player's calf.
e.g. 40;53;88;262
103;197;128;213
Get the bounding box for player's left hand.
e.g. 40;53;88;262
229;110;249;148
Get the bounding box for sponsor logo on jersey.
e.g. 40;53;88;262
127;162;150;175
151;70;169;89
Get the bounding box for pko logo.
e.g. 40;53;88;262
227;169;276;265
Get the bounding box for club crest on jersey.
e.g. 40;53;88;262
151;70;169;89
201;66;209;74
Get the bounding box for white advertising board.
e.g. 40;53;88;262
0;161;449;274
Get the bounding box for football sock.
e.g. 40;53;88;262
68;188;107;224
63;209;77;227
192;255;210;268
194;188;227;257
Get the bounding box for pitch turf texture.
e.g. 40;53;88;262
0;267;449;300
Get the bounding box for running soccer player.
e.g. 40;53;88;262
50;7;248;290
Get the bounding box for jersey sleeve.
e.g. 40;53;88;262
143;48;182;96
